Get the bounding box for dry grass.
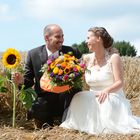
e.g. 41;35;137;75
0;55;140;140
1;126;140;140
122;57;140;99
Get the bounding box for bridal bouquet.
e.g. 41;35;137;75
40;52;86;93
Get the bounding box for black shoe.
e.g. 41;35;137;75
34;119;54;129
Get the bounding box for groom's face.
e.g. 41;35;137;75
46;27;64;52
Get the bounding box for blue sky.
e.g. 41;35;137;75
0;0;140;56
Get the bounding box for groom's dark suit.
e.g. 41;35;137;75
24;45;82;126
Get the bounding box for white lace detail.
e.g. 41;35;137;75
82;53;95;69
104;50;113;73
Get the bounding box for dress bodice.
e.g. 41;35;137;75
85;52;114;91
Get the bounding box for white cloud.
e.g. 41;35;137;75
0;3;16;21
22;0;140;20
22;0;87;19
95;15;140;37
22;0;70;19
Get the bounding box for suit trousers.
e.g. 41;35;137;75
27;88;81;126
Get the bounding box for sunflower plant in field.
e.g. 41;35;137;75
1;48;24;87
0;48;36;128
1;48;22;92
0;48;22;127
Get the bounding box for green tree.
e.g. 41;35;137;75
113;41;137;57
72;41;89;54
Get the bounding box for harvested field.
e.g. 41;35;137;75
0;56;140;140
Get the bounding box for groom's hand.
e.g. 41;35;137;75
11;72;23;87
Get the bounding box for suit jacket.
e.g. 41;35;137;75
24;45;82;96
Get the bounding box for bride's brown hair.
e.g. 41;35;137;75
88;27;118;54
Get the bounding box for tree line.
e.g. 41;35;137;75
72;40;138;57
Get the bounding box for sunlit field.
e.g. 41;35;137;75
0;52;140;140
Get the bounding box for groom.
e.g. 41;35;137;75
14;24;82;128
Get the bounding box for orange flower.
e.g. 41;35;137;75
60;62;67;68
67;64;73;69
58;69;63;75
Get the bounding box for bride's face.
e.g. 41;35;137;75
86;31;100;52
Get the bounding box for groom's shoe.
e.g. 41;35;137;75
34;119;54;129
53;116;62;125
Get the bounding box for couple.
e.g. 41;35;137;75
13;24;140;134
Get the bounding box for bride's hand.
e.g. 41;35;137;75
96;90;109;104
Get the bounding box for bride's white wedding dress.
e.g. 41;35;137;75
60;53;140;134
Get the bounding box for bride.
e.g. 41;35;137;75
60;27;140;134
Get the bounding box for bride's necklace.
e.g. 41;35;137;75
96;57;105;62
93;56;106;71
94;56;106;65
89;50;109;70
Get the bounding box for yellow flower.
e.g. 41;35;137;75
55;57;63;64
2;48;21;69
76;65;81;71
64;57;69;62
53;67;59;74
50;61;56;69
64;66;71;74
68;56;76;61
64;54;70;58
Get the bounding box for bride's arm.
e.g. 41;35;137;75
97;53;124;103
106;53;124;92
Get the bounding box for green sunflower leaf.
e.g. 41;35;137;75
19;87;36;110
0;86;8;93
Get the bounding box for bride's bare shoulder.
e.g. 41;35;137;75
110;53;120;59
110;53;121;64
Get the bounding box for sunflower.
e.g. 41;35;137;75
2;48;21;69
